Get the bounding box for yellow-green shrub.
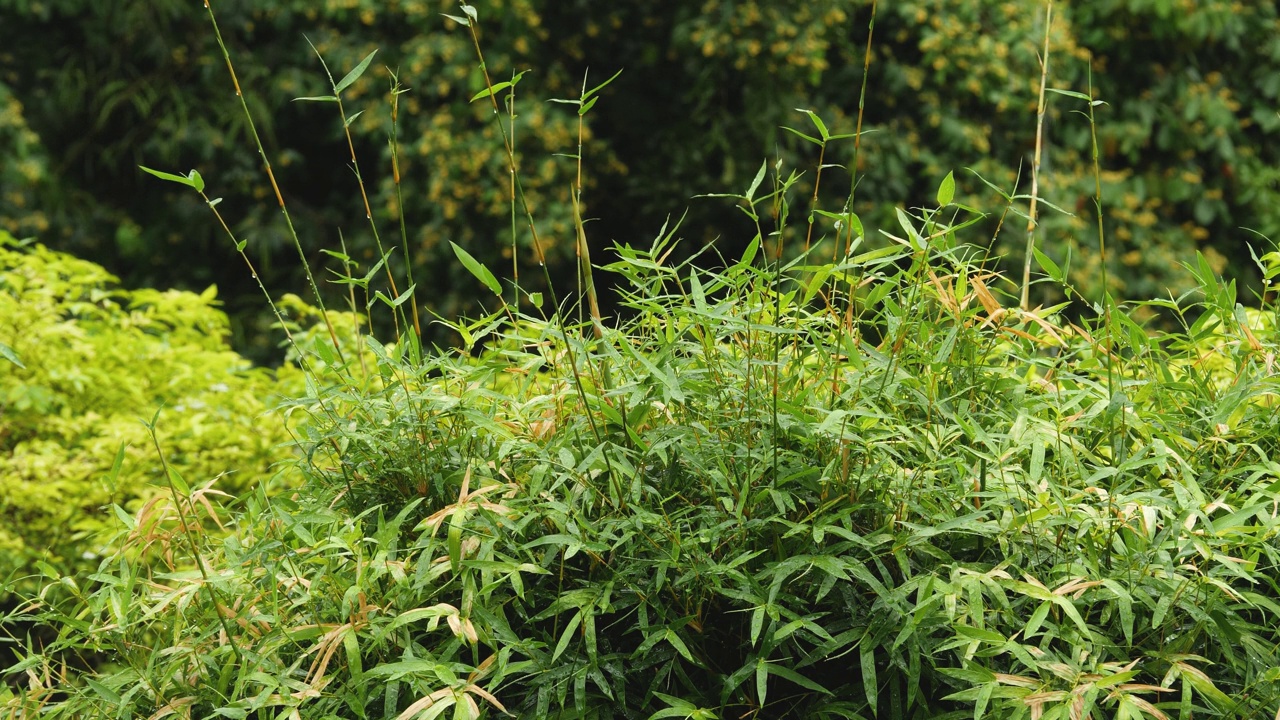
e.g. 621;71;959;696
0;232;296;589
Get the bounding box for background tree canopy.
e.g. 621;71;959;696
2;0;1278;360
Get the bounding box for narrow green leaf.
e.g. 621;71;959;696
84;677;122;706
931;325;959;364
664;629;693;663
740;235;760;267
814;208;865;243
361;253;390;285
1152;592;1174;630
647;703;697;719
345;110;365;127
450;242;502;296
1052;596;1093;639
689;270;707;314
1180;665;1233;710
443;13;470;26
895;207;924;250
104;441;127;493
765;663;832;696
1094;670;1138;690
781;126;822;146
584;612;599;665
1029;441;1045;486
749;606;765;647
167;466;191;496
632;626;667;658
0;342;24;369
940;665;998;685
373;283;417;309
386;605;453;634
1254;249;1280;281
335;50;378;94
447;510;464;572
973;681;993;720
1101;580;1135;645
4;656;42;675
551;611;583;664
292;95;339;102
861;643;878;715
746;160;768;202
955;625;1006;644
139;165;197;189
111;504;136;531
936;170;955;206
966;166;1013;201
343;629;364;686
796;108;829;140
583;68;624;101
1032;247;1062;281
234;239;247;252
471;80;513;103
1023;600;1051;638
1046;87;1092;101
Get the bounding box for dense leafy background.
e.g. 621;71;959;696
2;0;1278;360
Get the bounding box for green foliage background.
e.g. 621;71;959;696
2;0;1278;358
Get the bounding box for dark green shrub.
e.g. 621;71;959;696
6;4;1280;719
9;212;1280;716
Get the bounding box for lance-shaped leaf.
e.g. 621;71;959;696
450;242;502;296
335;50;377;94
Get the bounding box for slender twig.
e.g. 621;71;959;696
305;40;411;341
388;69;423;338
1083;64;1122;569
456;8;621;503
145;417;246;671
841;0;878;333
1085;67;1113;394
507;76;520;311
1021;0;1053;311
834;0;877;493
572;71;604;341
203;0;345;363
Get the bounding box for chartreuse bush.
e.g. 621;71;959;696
6;4;1280;720
0;232;298;592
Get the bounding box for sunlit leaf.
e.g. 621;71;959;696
335;49;378;94
450;242;502;296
